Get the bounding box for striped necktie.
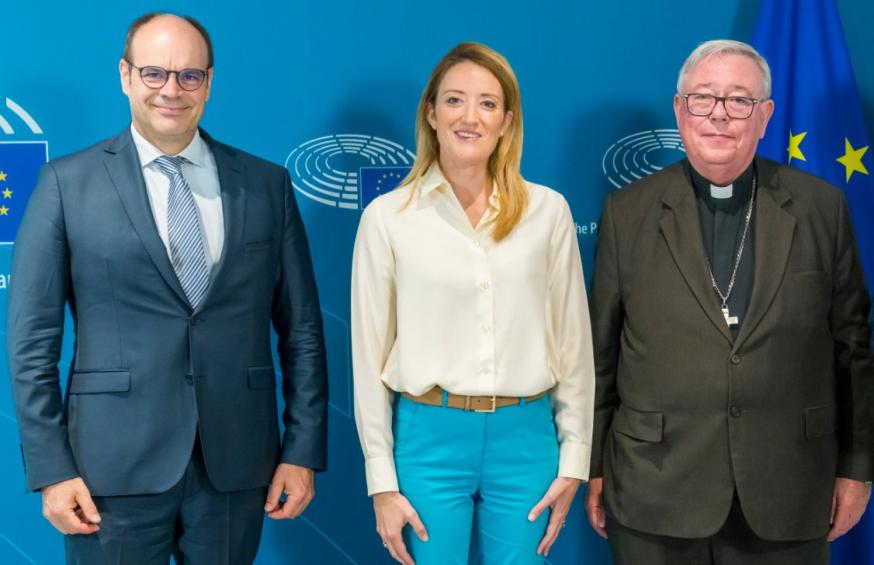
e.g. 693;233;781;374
153;155;210;309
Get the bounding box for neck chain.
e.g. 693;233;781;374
705;172;757;327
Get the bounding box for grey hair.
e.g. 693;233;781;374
677;39;772;99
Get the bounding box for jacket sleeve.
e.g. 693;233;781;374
588;193;624;478
830;190;874;481
271;170;329;471
7;162;80;491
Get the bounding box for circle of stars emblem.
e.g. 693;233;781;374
375;171;404;194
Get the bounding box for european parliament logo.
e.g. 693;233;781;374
285;134;414;210
602;129;685;189
0;97;47;244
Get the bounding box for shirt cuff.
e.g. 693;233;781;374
365;455;399;495
558;440;591;481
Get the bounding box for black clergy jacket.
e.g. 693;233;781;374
589;156;874;541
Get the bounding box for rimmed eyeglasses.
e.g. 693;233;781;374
681;93;765;119
126;60;209;91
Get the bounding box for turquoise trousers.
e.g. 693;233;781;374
394;394;559;564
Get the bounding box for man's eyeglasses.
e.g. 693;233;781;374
126;60;209;91
681;93;765;119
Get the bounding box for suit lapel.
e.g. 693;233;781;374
103;129;190;308
659;164;733;343
197;131;245;312
733;159;795;350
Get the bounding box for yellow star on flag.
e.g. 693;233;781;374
2;188;11;199
787;131;807;164
0;206;9;216
836;138;869;183
0;171;6;182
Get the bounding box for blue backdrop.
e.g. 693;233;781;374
1;1;873;563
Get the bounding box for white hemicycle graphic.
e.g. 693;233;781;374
602;129;685;189
285;134;415;209
0;98;43;135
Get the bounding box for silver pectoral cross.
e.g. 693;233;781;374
722;306;739;327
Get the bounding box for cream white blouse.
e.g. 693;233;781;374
351;164;594;495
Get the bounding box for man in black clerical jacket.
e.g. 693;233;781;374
586;39;874;565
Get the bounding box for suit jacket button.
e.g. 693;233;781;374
185;373;194;385
730;354;741;365
191;316;201;325
729;406;742;417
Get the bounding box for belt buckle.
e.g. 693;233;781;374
475;395;497;413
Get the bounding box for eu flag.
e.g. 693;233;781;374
752;2;874;563
0;141;48;244
359;166;410;209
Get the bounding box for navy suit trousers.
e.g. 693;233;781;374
64;439;268;565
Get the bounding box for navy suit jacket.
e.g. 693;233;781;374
7;128;328;496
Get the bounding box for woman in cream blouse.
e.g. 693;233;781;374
351;42;595;564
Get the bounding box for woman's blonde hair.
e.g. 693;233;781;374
402;42;527;242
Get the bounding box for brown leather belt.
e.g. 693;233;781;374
401;385;550;413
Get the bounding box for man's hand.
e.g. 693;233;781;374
264;463;314;520
42;477;101;535
528;476;581;557
585;477;607;538
374;491;428;565
828;477;871;541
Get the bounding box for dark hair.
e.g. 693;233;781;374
122;12;214;68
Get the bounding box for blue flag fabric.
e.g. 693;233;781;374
751;1;874;563
359;166;410;209
0;141;47;244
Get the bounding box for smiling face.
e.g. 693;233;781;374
674;53;774;185
427;61;513;173
119;14;212;154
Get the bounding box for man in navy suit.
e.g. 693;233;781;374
7;12;328;564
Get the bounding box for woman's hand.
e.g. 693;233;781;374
373;491;429;565
528;476;581;557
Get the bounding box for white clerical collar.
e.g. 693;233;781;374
710;184;733;199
